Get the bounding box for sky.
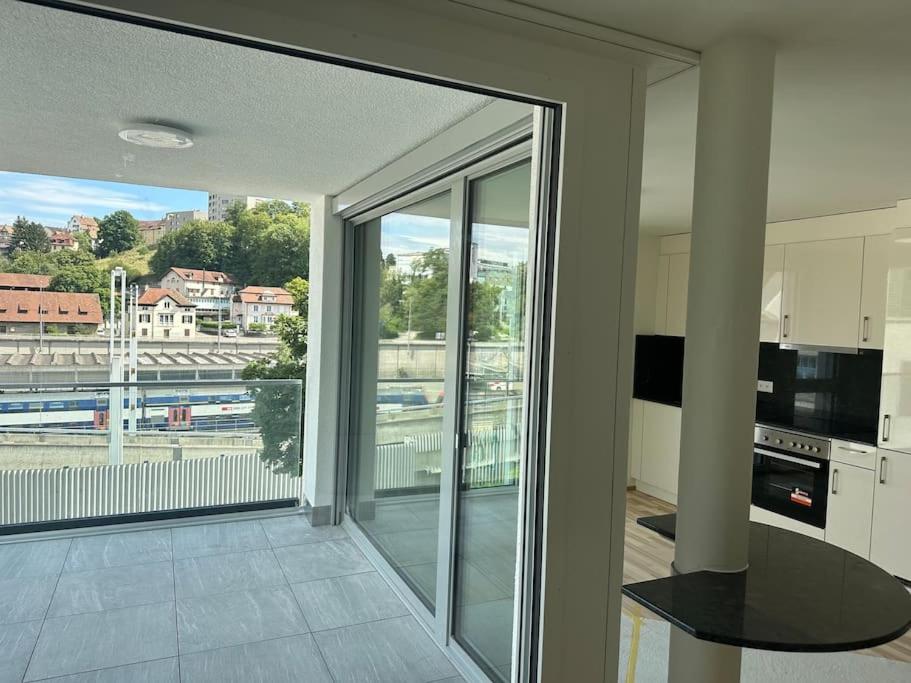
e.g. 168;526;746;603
0;171;208;228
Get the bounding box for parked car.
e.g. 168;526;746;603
222;328;238;338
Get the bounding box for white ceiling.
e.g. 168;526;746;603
0;1;497;201
523;0;911;234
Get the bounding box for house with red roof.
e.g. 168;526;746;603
137;287;196;339
159;267;236;319
0;290;102;334
231;286;296;332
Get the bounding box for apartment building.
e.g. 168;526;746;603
207;192;266;221
136;287;196;339
158;267;235;319
48;230;77;252
231;285;295;331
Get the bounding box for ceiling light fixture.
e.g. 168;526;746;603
118;124;194;149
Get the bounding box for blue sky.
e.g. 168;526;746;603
0;172;207;228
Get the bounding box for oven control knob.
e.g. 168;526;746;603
762;435;768;441
813;446;820;453
775;439;783;444
788;441;796;447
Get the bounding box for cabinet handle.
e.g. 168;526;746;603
836;445;871;455
879;456;888;485
862;315;870;343
882;414;891;442
831;468;839;494
782;314;790;338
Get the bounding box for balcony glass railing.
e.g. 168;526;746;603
0;379;303;528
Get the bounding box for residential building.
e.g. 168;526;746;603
231;285;295;331
138;219;166;245
0;225;15;255
0;273;52;290
66;214;98;240
163;209;205;230
136;287;196;338
48;230;77;251
159;267;236;318
207;192;266;221
0;290;102;334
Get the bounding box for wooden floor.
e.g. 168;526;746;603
623;489;911;663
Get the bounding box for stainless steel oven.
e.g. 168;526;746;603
752;426;831;529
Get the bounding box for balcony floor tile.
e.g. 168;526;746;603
171;521;269;560
31;657;180;682
178;634;332;683
0;621;41;683
48;561;175;618
63;530;172;573
174;549;285;599
176;587;309;654
24;602;177;681
274;539;373;583
0;576;57;625
260;514;347;548
313;615;459;682
0;539;70;579
290;571;410;631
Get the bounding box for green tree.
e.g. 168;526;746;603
284;276;309;318
407;248;449;339
223;200;247;227
49;262;110;315
250;217;310;285
72;230;93;252
149;220;235;276
7;250;55;275
468;281;503;341
253;199;309;222
227;210;270;283
96;210;140;257
242;314;307;476
378;260;406;339
10;217;50;254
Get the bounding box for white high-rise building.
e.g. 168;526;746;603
207;193;266;222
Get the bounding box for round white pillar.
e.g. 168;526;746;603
668;36;776;683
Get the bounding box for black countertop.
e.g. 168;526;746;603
623;514;911;652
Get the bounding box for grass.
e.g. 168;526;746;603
96;246;155;282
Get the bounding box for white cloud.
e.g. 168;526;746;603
0;174;168;213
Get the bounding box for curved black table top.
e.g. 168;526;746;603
622;513;911;652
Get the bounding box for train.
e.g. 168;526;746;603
0;388;256;432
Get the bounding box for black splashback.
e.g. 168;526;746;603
756;343;882;445
633;335;684;406
632;335;883;445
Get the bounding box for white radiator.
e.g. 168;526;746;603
0;453;304;526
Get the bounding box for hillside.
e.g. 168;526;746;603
96;246;156;283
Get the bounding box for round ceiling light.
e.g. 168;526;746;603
118;124;194;149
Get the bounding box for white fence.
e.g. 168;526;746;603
0;453;303;526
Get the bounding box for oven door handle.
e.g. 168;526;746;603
754;447;822;469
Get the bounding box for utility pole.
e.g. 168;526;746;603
38;286;44;353
108;267;126;465
127;283;138;434
217;302;222;353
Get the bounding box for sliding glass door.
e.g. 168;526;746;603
346;151;535;680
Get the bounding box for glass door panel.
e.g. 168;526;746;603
452;161;533;681
348;192;452;612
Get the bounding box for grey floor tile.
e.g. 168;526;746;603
291;571;409;631
179;634;332;683
398;562;438;606
0;539;70;579
174;549;285;599
314;615;458;682
260;515;347;548
274;539;373;583
357;503;433;535
33;657;179;682
171;521;268;560
0;575;57;624
374;528;439;566
0;620;41;683
25;602;177;681
64;530;171;573
176;587;308;654
441;559;511;605
48;561;174;618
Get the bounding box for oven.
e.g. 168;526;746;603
752;426;831;529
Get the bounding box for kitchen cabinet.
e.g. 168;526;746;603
878;228;911;451
639;401;681;502
760;245;784;343
859;234;890;349
870;449;911;580
780;238;864;348
628;398;644;482
824;462;874;558
664;253;689;337
830;438;876;471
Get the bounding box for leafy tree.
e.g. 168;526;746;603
223;200;247;228
242;314;307;476
51;248;95;267
253;199;309;222
468;281;504;341
284;276;309;318
96;210;140;256
11;217;50;254
407;248;450;339
72;230;93;252
8;250;55;275
378;261;406;339
149;220;235;276
250;217;309;286
227;210;270;283
49;263;110;315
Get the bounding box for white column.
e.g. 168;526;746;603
303;195;344;525
669;36;776;683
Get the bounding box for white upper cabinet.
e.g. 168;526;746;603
780;238;864;348
878;228;911;450
859;234;890;349
665;252;689;337
760;245;784;343
870;449;911;580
